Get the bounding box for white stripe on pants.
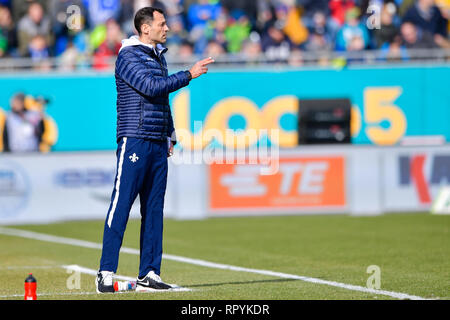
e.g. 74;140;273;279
107;137;127;228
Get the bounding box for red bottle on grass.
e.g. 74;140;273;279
24;273;37;300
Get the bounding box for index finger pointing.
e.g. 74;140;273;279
201;57;215;66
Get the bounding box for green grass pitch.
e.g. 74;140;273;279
0;213;448;300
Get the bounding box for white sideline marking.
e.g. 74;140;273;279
0;227;429;300
0;265;63;270
63;264;135;281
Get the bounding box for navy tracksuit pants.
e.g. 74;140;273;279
99;137;168;278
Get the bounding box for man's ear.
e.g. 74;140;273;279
141;23;151;34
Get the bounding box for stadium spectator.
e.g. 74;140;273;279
305;11;335;50
241;33;262;62
288;48;304;66
399;0;416;17
58;12;90;70
254;2;275;33
400;21;437;48
403;0;448;37
0;5;17;56
49;0;87;56
160;0;183;17
17;1;52;56
67;12;90;55
435;0;450;38
58;26;89;71
187;0;222;54
11;0;47;23
335;7;370;51
221;0;259;24
373;3;400;48
297;0;330;21
187;0;221;30
379;34;410;61
180;0;199;20
84;0;121;28
29;34;52;70
359;0;399;26
147;0;167;12
56;12;91;70
92;18;123;70
208;12;228;50
283;4;309;47
435;0;450;26
329;0;356;26
117;0;134;33
0;0;448;67
2;92;44;153
224;9;251;53
0;32;5;56
59;40;79;70
177;39;194;60
205;39;225;57
306;29;333;51
28;34;48;60
261;20;292;61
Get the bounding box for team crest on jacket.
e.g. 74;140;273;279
129;153;139;163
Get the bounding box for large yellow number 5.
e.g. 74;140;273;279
364;87;406;145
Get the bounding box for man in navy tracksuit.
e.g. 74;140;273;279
96;7;214;293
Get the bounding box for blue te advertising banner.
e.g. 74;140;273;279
0;65;449;151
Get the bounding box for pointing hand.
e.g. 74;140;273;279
189;57;215;79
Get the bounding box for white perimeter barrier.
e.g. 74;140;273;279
0;145;449;224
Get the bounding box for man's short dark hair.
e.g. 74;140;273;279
134;7;165;35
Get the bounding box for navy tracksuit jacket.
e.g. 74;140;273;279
99;36;191;278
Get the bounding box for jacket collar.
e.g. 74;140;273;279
119;35;168;57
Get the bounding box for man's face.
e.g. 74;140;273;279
29;3;43;24
143;11;169;44
11;96;25;113
401;23;417;43
419;0;434;9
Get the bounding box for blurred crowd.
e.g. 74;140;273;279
0;0;449;69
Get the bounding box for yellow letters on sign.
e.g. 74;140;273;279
262;96;298;147
351;106;361;138
204;97;262;148
173;90;299;150
172;87;406;150
364;87;406;145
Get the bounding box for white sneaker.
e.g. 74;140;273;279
136;271;172;291
95;271;115;293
